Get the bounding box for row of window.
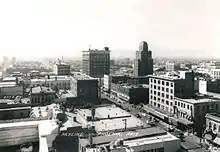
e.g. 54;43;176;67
208;121;220;132
150;96;173;106
150;85;173;93
150;78;174;87
174;101;193;110
32;95;55;104
150;91;174;100
139;147;164;152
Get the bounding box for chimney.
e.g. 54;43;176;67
48;75;50;79
55;76;57;81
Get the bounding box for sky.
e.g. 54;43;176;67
0;0;220;60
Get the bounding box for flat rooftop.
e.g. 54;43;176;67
31;86;55;94
77;105;131;119
205;113;220;123
2;77;17;82
77;105;144;132
0;106;31;112
0;82;17;87
175;94;220;104
31;76;70;82
120;84;149;89
72;72;97;80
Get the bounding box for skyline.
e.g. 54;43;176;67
0;0;220;59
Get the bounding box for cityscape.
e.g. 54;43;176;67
1;1;220;152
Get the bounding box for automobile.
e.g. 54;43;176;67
167;125;175;132
136;114;141;118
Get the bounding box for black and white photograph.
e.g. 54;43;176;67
0;0;220;152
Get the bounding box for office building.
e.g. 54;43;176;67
70;72;99;104
54;59;71;76
82;47;110;78
134;41;153;77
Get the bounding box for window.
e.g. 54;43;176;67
214;124;217;131
216;104;219;110
166;94;169;99
171;83;174;87
178;102;180;106
166;82;169;86
166;100;169;105
162;81;165;85
187;105;189;110
158;86;161;90
154;91;156;95
162;93;164;97
166;88;169;92
170;102;173;106
162;87;164;91
170;89;173;94
158;80;161;84
170;96;173;100
175;101;177;105
158;92;161;96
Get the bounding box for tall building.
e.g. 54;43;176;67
134;41;153;77
82;47;110;78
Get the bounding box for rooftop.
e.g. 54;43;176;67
31;76;70;83
72;72;97;80
206;113;220;123
2;77;17;82
31;86;55;94
175;94;220;104
0;106;31;112
0;82;17;87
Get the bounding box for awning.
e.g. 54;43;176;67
213;137;220;145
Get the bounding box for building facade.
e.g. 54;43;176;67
70;72;99;104
54;62;71;76
30;86;57;105
211;69;220;80
134;41;153;77
82;47;110;78
30;76;71;90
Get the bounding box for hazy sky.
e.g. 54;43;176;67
0;0;220;59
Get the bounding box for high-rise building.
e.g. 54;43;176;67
134;41;153;77
82;47;110;78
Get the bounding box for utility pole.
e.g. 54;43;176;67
122;119;127;130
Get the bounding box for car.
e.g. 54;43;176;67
136;114;141;118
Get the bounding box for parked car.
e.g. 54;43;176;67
136;114;141;118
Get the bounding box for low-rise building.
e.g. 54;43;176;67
30;86;57;105
0;105;31;120
111;83;149;104
0;82;23;97
30;75;71;90
79;127;180;152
